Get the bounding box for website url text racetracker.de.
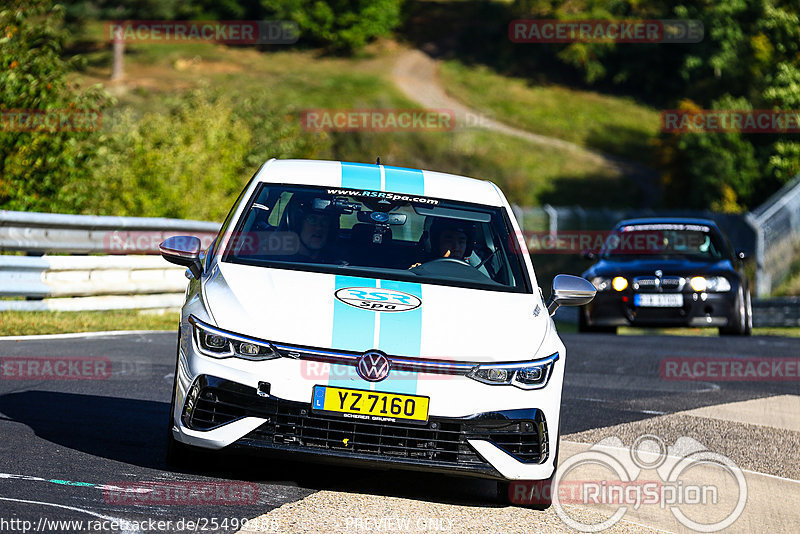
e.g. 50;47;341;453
0;516;273;533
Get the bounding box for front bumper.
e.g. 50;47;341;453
171;317;565;481
180;375;548;480
586;290;736;327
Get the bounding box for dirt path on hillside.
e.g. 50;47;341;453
391;49;660;206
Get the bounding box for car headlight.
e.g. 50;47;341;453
612;276;628;291
467;353;558;390
689;276;731;292
591;277;611;291
190;316;280;360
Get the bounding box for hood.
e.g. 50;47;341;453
584;258;734;278
202;262;548;363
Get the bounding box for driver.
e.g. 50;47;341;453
432;219;473;260
411;218;476;268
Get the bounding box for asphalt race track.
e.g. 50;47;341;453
0;331;798;533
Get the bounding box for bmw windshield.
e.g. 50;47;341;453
600;223;728;261
221;184;531;292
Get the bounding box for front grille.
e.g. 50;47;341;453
633;276;685;292
183;376;548;468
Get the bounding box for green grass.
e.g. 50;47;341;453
438;60;662;163
619;326;800;337
0;310;178;336
68;26;634;208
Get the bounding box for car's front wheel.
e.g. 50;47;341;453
719;287;752;336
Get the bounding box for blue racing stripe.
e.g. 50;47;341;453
341;162;381;190
377;280;422;395
330;276;376;388
383;166;424;196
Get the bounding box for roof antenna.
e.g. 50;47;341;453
376;157;381;165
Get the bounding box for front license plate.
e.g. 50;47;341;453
311;385;429;424
634;293;684;307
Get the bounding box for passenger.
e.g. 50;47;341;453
283;196;339;262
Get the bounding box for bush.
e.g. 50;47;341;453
74;89;326;220
0;0;108;213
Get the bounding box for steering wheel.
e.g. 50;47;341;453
420;257;471;267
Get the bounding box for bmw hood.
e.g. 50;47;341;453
202;262;549;363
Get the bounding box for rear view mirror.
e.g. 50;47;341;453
160;236;203;278
546;274;597;316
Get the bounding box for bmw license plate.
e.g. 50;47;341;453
634;294;684;307
312;385;429;424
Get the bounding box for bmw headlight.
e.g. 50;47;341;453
467;353;559;390
689;276;731;292
189;316;280;360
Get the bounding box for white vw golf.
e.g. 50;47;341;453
160;159;594;506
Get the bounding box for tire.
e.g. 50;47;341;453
578;307;617;334
719;287;751;336
165;328;202;468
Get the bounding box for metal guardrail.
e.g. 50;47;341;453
0;210;218;254
1;209;799;323
1;210;219;311
749;174;800;297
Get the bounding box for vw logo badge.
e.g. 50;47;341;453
356;351;390;382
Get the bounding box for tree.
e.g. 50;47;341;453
263;0;403;52
0;0;108;212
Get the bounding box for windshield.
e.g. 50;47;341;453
221;184;531;292
601;223;727;260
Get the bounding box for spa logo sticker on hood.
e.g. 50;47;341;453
335;287;421;312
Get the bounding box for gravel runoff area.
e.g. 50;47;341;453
563;413;800;481
238;490;661;534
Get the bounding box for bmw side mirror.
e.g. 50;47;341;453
160;236;203;279
547;274;597;316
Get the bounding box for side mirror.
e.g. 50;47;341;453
160;236;203;279
547;274;597;316
736;250;747;260
582;250;597;260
